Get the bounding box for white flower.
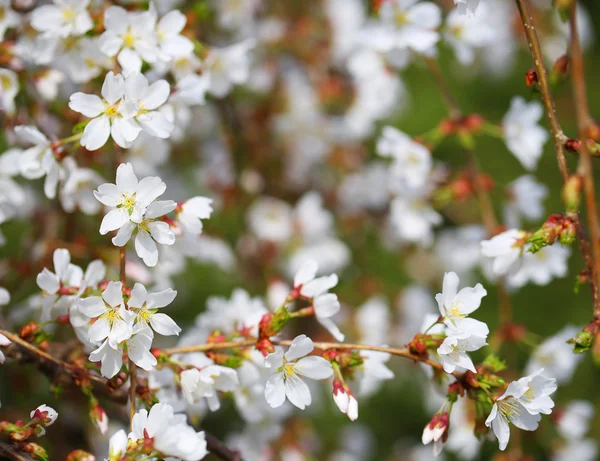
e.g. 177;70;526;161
503;97;549;171
0;0;20;41
204;39;255;98
93;162;167;233
69;72;139;150
31;0;92;38
119;72;174;140
435;272;488;338
0;68;18;114
154;7;194;60
0;331;11;364
78;281;133;347
130;403;208;461
525;325;583;384
98;6;159;74
552;439;598;461
357;350;394;397
128;283;180;336
444;5;496;65
89;326;156;378
112;200;176;267
507;244;570;288
16;125;64;199
293;260;344;341
376;126;431;191
60;158;104;215
437;330;487;374
376;0;442;54
486;369;556;451
181;366;240;410
503;175;548;228
176;197;213;235
389;196;442;247
556;400;594;441
481;229;527;276
264;334;333;409
247;196;293;242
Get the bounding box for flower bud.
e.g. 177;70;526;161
525;70;539;88
567;321;598;353
332;379;349;414
563;174;582;212
89;402;108;435
550;54;569;86
553;0;575;21
66;450;96;461
30;405;58;427
255;338;275;357
22;442;49;461
422;412;449;447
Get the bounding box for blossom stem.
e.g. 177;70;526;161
568;5;600;319
423;57;460;119
56;132;83;146
162;338;453;376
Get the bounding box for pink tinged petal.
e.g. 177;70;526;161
103;6;129;34
264;373;286;408
137;111;174;139
317;317;345;342
98;31;124;57
53;248;70;280
88;317;111;342
69;93;104;118
294;356;333;380
146;200;176;218
101;71;125;105
135;176;166;207
128;333;157;371
313;293;340;318
135;230;158;267
94;183;120;206
294;260;318;287
182;196;213;219
37;268;60;293
162;36;194;58
111;221;136;247
285;374;311;409
128;283;147;309
99;208;129;234
146;288;177;309
117;48;142;74
284;334;314;361
157;10;186;35
116;163;138;192
140;80;170;110
455;283;487;315
264;349;284;370
150;313;181;336
81;115;111;151
125;72;149;101
102;281;124;307
77;296;106;317
148;221;175;245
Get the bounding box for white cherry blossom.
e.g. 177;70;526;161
437;330;487;374
481;229;527;276
0;0;20;41
128;283;180;336
264;334;333;410
181;366;240;410
31;0;92;38
0;69;18;115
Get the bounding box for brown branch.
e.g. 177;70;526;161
0;329;128;404
164;338;451;376
0;442;29;461
569;5;600;319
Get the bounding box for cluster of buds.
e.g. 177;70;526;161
0;405;58;455
568;319;600;358
256;307;291;356
433;172;495;208
526;214;576;253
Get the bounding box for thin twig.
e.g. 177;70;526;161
568;5;600;319
0;442;29;461
0;329;128;403
514;0;569;181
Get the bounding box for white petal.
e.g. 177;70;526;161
69;93;104;118
36;268;60;294
101;71;125;105
285;375;311;409
284;334;314;361
111;221;136;247
81;116;111;151
150;313;181;336
295;356;333;380
146;288;177;309
141;80;170;110
135;230;158;267
99;208;129;234
102;281;123;307
264;373;286;408
78;296;106;317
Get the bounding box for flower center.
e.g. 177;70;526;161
118;193;137;214
499;399;522;419
0;8;6;21
283;363;298;379
1;74;12;90
101;307;123;327
123;29;137;47
449;303;465;318
62;6;76;23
